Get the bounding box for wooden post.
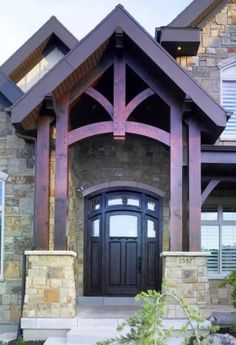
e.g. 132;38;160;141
34;115;51;249
189;117;201;251
54;94;69;250
170;100;183;251
113;55;126;139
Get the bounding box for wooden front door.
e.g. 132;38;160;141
84;189;162;296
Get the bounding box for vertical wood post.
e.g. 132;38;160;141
34;115;51;249
113;55;126;139
54;94;69;250
189;117;201;251
170;100;183;251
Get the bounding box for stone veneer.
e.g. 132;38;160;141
23;251;77;318
0;108;34;328
161;252;210;318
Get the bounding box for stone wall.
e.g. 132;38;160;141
70;134;170;295
161;252;210;318
178;0;236;123
178;0;236;99
23;251;76;318
0;108;34;328
209;279;233;305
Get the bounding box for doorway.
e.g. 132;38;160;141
84;189;162;296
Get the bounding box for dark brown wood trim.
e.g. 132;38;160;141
54;93;69;250
125;88;155;120
201;180;220;205
170;100;183;251
113;54;126;139
34;115;51;249
189;117;201;251
85;87;113;118
69;54;113;107
202;151;236;164
68;122;113;145
126;122;170;146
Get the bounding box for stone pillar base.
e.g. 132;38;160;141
23;251;77;318
161;252;210;319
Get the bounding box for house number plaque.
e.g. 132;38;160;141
177;257;193;264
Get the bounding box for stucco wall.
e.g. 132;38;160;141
0;108;34;328
69;134;170;295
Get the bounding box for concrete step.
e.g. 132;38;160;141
77;296;140;306
44;334;184;345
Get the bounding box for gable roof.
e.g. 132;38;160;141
10;5;226;132
0;68;23;106
168;0;229;28
1;16;78;82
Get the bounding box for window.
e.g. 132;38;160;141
221;64;236;140
0;180;5;278
201;204;236;275
17;47;65;92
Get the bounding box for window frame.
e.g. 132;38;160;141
220;62;236;141
201;203;236;277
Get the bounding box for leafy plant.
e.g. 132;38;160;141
17;336;25;345
97;288;216;345
219;270;236;308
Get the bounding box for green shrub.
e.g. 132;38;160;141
219;270;236;308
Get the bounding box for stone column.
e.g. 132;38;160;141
23;251;77;318
161;252;210;318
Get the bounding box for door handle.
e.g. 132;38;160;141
138;257;142;273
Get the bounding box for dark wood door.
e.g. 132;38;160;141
104;211;141;295
84;189;162;296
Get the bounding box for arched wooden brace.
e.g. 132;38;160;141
201;180;220;205
68;121;170;146
69;54;113;107
85;87;114;119
125;88;155;120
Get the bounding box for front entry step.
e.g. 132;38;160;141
43;318;193;345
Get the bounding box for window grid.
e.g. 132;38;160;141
201;204;236;275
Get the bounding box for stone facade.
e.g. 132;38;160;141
70;134;170;295
0;108;34;328
178;0;236;109
161;252;210;318
23;251;77;318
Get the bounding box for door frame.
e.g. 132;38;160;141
83;186;163;296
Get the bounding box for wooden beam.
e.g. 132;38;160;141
126;122;170;146
189;117;201;251
202;151;236;164
54;94;69;250
170;100;183;251
85;87;113;118
113;55;126;139
125;88;154;120
34;115;51;250
126;54;172;106
201;180;220;205
69;54;113;107
68;121;113;145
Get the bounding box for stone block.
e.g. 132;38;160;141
47;267;64;279
165;268;181;279
44;289;59;303
4;261;20;278
179;284;194;298
216;13;227;25
10;305;21;323
182;270;198;283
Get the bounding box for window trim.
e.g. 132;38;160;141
201;203;236;277
220;62;236;141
